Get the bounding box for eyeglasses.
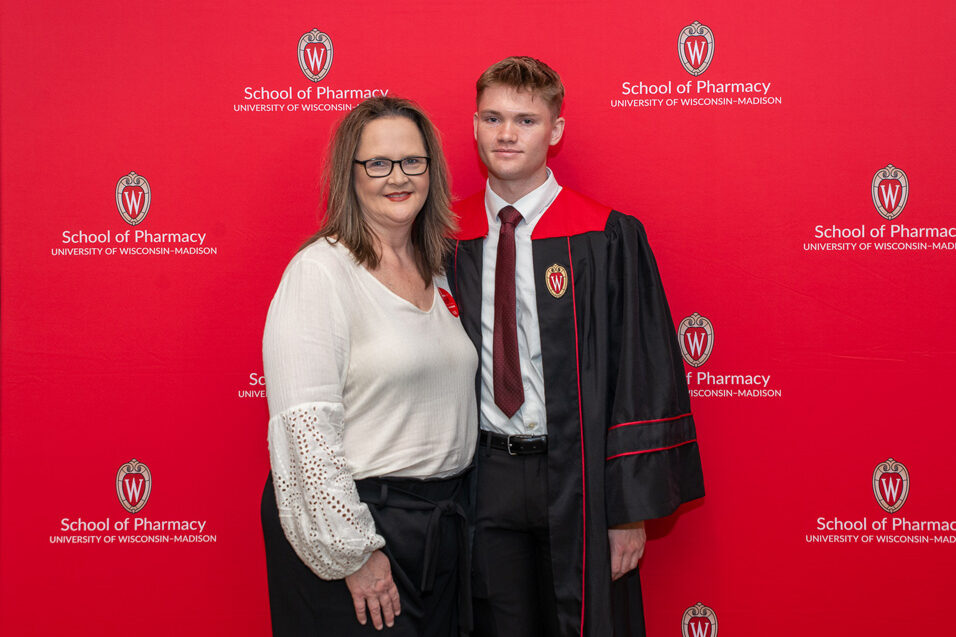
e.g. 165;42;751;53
353;156;430;178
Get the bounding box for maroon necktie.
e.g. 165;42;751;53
493;205;525;417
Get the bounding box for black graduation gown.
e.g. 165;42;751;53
447;188;705;637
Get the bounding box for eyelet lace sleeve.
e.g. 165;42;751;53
268;402;385;580
263;249;385;580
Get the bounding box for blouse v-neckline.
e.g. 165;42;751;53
357;265;437;314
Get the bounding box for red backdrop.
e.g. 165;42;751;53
2;2;954;635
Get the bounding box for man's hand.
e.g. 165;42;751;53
344;550;401;630
608;521;646;581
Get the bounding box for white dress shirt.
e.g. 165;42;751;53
480;170;562;435
263;239;478;579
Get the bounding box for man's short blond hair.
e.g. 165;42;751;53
476;56;565;118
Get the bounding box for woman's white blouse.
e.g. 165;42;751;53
263;239;477;580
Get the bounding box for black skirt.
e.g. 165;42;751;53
261;471;471;637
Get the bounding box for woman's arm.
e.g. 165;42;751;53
263;251;385;580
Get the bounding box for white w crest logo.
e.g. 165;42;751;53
688;621;711;637
685;40;707;67
123;189;143;216
298;29;333;82
871;165;908;220
678;313;713;367
116;459;151;513
682;605;718;637
685;332;707;358
679;22;714;76
115;172;150;225
124;476;144;502
304;45;326;75
879;183;900;210
872;458;908;513
880;475;901;503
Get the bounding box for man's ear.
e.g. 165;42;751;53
550;116;566;146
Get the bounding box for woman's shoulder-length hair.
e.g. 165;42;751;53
302;96;455;283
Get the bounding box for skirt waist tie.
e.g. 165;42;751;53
356;477;473;634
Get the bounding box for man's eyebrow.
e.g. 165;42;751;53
478;109;539;119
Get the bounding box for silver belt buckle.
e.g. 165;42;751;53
506;435;518;456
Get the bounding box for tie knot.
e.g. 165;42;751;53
498;205;522;227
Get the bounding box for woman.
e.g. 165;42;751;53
261;97;477;636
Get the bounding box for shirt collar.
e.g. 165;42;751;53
484;169;562;228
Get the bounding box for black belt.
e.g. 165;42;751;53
479;430;548;455
356;477;472;634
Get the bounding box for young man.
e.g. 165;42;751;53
447;57;705;636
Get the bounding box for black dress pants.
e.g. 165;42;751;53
472;447;561;637
262;473;468;637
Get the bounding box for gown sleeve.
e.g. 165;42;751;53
262;249;385;580
602;212;705;526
